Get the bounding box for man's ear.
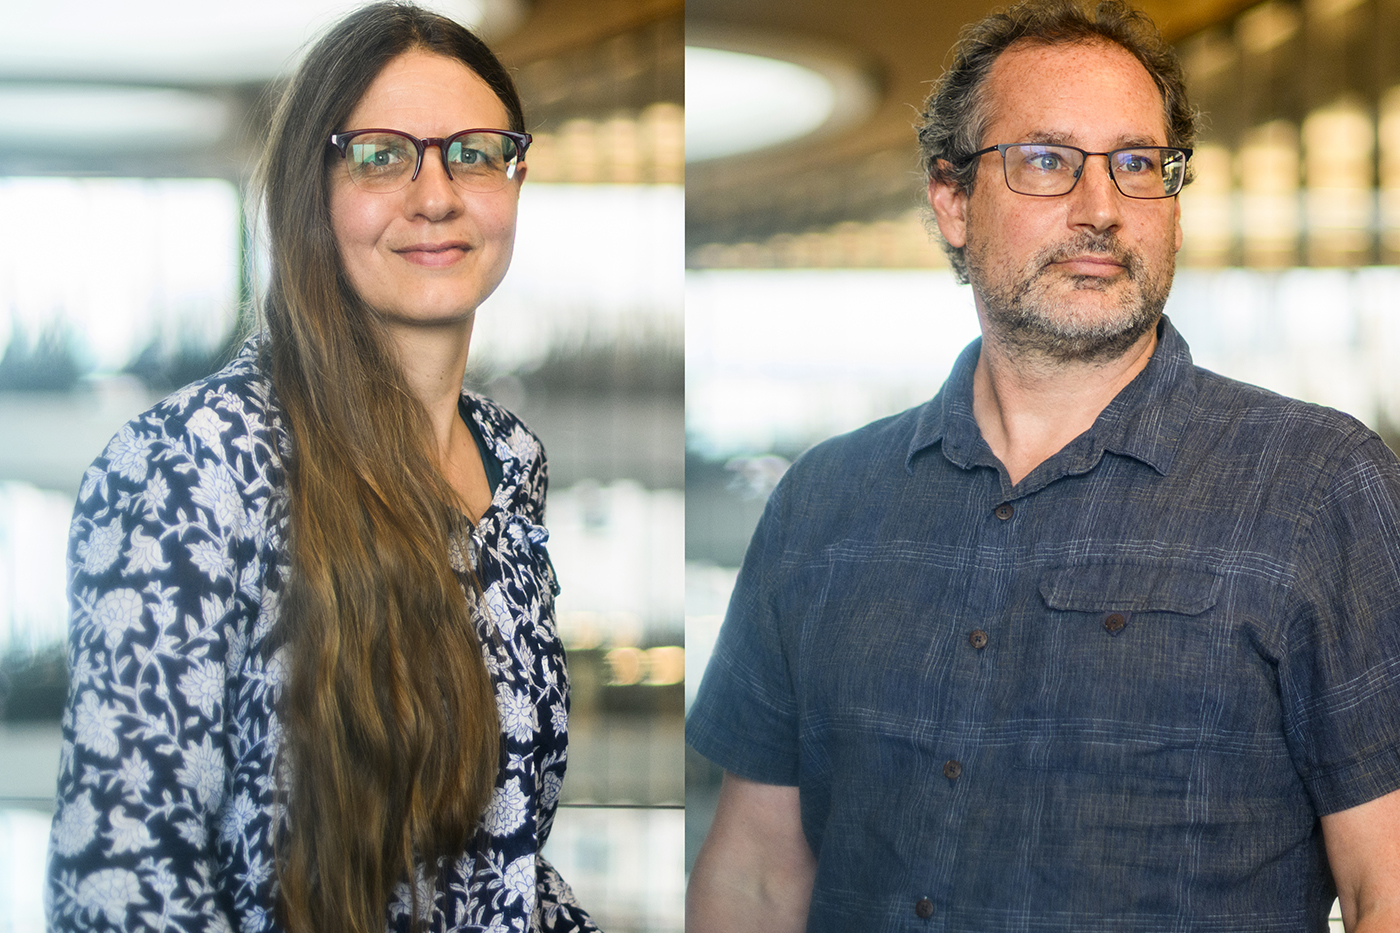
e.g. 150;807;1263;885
928;161;968;249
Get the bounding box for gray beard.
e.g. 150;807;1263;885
968;230;1173;365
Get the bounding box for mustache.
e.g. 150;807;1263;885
1037;231;1139;277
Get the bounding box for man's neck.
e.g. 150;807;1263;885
971;321;1158;486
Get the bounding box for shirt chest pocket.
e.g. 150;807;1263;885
1007;561;1224;782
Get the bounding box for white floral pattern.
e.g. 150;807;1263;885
48;338;597;932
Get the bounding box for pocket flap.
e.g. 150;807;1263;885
1039;562;1222;616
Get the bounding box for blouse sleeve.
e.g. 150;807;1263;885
536;854;600;931
47;402;264;932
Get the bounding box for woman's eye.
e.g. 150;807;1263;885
350;139;411;171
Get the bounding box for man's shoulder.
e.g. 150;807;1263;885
1188;365;1378;455
785;402;929;486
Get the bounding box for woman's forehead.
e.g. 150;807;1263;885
345;49;508;131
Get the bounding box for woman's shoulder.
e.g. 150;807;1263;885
93;337;283;477
78;336;287;528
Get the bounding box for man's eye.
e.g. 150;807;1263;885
1027;152;1065;171
1117;152;1158;174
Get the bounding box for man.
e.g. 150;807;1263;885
685;1;1400;930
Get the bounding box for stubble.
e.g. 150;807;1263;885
966;229;1174;365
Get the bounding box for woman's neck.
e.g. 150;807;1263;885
384;315;493;521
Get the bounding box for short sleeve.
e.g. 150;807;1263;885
685;484;802;786
47;407;261;932
1280;431;1400;815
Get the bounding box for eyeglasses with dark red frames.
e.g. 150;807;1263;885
327;127;532;193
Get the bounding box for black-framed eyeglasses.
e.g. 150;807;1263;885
962;143;1192;199
328;127;532;193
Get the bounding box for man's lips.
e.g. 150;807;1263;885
1048;254;1127;276
394;241;472;266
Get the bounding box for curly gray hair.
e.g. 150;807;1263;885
917;0;1199;282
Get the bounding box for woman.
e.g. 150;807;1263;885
47;4;597;931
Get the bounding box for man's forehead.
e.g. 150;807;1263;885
980;38;1170;145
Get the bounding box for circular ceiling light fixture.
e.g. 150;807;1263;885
685;30;878;164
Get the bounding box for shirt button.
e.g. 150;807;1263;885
943;759;962;779
969;629;988;649
1104;612;1127;634
994;503;1014;520
915;897;935;919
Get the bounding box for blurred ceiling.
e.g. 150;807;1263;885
684;0;1261;257
0;0;682;182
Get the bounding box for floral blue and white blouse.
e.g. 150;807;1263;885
47;338;597;933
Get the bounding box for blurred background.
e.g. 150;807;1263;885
684;2;1400;928
0;0;682;930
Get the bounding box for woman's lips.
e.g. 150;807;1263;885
395;242;471;266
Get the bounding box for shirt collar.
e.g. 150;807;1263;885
907;316;1197;483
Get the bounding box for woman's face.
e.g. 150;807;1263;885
329;50;523;328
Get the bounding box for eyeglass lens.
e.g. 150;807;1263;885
1002;144;1186;198
343;130;523;193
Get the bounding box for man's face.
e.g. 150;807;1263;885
930;40;1183;363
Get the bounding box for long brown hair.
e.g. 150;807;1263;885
255;5;526;931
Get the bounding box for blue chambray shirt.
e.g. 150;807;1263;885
687;318;1400;932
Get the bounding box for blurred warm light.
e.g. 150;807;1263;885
600;646;685;687
605;646;647;686
1380;86;1400;263
1307;0;1367;19
1239;121;1301;268
516;104;684;185
1303;99;1374;266
644;646;684;686
1237;2;1300;54
1182;30;1236;85
690;208;946;270
685;46;834;162
1179;144;1233;267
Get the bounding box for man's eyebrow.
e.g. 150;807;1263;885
1017;130;1168;148
1022;130;1073;145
